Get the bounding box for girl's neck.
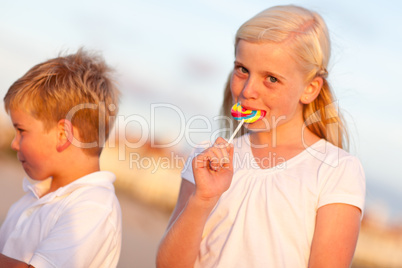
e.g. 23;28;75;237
249;116;312;148
248;127;320;170
248;117;321;162
249;129;320;148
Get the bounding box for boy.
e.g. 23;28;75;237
0;49;122;268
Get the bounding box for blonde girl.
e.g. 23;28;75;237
157;5;365;268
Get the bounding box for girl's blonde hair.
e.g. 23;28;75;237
222;5;348;149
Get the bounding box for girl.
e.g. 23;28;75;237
157;5;365;268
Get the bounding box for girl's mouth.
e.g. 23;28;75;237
240;104;261;111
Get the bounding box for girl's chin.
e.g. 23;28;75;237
244;122;272;132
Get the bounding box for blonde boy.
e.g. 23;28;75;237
0;49;121;268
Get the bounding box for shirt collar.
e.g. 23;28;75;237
23;171;116;200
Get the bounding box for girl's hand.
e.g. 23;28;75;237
192;137;234;205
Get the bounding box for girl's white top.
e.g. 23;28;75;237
181;134;365;268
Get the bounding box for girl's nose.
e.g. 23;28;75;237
241;77;259;99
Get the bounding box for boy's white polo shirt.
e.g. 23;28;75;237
0;171;122;268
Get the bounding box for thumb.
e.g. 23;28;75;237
222;142;234;170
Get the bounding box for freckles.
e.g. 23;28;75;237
230;76;240;88
230;84;241;100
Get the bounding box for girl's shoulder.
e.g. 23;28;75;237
231;136;362;173
305;139;360;168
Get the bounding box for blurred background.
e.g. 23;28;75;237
1;0;401;267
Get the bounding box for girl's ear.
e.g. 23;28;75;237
56;119;73;152
300;76;323;104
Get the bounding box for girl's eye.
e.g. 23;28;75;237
267;76;278;83
240;66;248;74
235;65;248;74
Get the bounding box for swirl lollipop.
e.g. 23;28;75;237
228;103;266;143
231;102;266;123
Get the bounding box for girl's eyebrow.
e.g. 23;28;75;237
262;70;287;81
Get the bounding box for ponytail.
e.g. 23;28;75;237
303;78;348;149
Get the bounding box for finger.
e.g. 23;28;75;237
192;153;204;170
193;137;232;171
193;149;222;172
213;137;230;164
208;155;221;171
213;137;229;150
209;145;231;171
219;142;234;169
209;145;225;161
227;142;235;169
214;137;234;168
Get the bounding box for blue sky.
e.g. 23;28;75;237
1;0;402;218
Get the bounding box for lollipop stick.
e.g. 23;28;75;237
228;119;245;143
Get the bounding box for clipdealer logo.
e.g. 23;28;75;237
64;101;342;168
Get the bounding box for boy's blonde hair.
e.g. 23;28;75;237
222;5;348;149
4;48;120;156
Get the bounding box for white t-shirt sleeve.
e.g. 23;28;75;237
181;144;210;184
30;195;121;268
317;156;366;212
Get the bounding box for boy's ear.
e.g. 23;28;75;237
56;119;74;152
300;76;323;104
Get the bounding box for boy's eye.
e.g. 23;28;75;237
267;76;278;83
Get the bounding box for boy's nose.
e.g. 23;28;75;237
10;136;19;151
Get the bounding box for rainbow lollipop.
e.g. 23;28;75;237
231;102;266;123
228;103;266;143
